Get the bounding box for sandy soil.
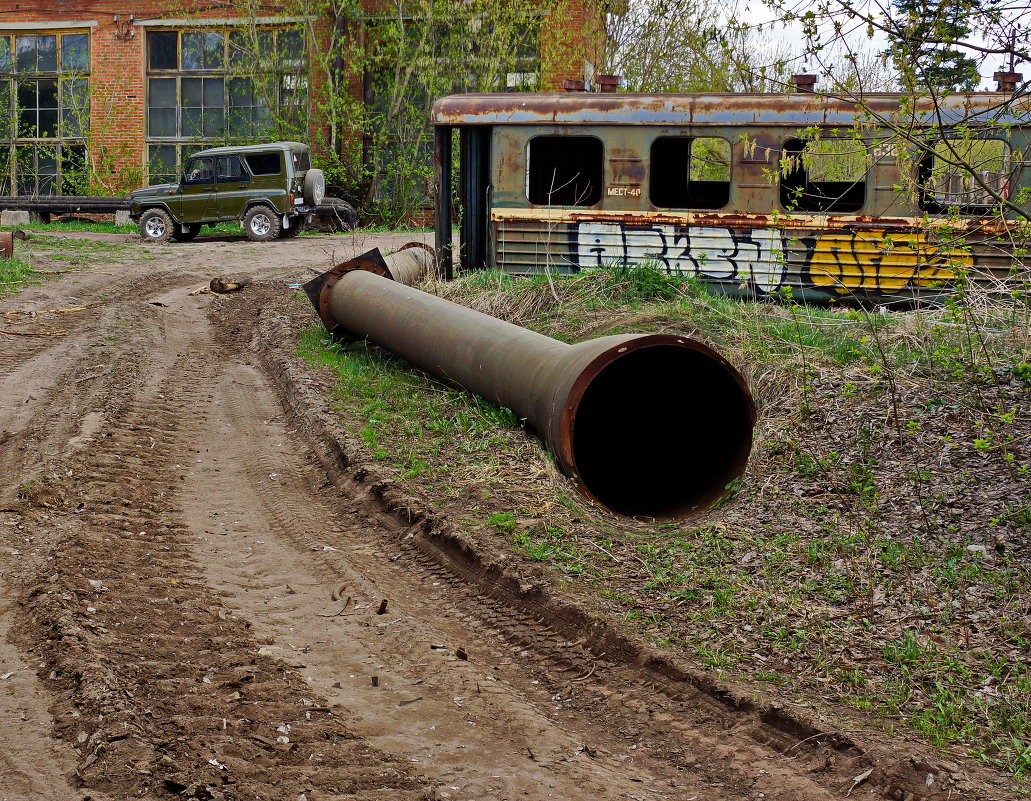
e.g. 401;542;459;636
0;229;972;800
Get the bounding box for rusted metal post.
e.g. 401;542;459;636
792;74;818;93
306;256;755;519
433;125;453;279
994;71;1022;92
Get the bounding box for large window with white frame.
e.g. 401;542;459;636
0;31;89;195
145;27;307;184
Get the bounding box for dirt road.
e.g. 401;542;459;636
0;231;973;801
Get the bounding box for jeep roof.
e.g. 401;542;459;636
189;141;310;160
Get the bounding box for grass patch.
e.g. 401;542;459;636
0;255;43;295
2;219;136;235
297;328;524;497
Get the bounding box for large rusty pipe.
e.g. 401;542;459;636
308;260;755;519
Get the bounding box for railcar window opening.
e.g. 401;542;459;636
779;137;867;212
918;138;1012;214
527;135;603;206
649;136;730;209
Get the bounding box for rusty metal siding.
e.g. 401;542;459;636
494;213;1015;303
433;92;1031;128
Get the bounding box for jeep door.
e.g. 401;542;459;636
214;155;251;220
180;156;217;222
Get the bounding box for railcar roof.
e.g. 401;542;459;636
432;92;1030;128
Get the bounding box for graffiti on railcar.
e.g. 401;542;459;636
573;222;788;292
808;231;970;294
571;221;973;296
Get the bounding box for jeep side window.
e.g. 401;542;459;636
184;156;214;184
217;155;247;183
245;152;282;176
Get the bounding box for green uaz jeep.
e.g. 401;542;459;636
129;141;326;243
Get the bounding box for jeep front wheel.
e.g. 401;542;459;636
139;208;174;243
243;205;281;242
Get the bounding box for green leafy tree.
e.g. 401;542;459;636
888;0;980;92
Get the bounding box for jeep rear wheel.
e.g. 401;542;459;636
139;208;174;243
243;205;281;242
171;223;200;242
277;219;304;238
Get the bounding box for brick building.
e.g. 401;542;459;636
0;1;599;197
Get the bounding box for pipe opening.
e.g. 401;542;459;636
570;344;753;518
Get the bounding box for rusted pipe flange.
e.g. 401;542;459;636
392;241;435;258
308;250;392;333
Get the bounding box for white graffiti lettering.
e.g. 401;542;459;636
573;222;786;293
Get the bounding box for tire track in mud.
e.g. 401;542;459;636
11;328;426;799
180;363;708;801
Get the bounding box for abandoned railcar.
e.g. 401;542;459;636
431;91;1030;304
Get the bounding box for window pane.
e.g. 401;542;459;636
148;144;177;184
149;31;178;70
185;156;214;182
38;78;58;109
182;32;203;70
0;38;11;73
229;76;253;106
229;30;273;69
149;107;176;137
149;76;176;107
182;107;203;136
278;29;304;69
0;81;10;137
61;79;88;136
61;144;87;193
37;36;57;72
201;109;223;137
15;37;35;72
202;32;224;69
61;34;89;72
182;76;202;106
217;155;245;180
202;76;224;108
38;149;56;173
228;107;251;136
17;80;36;108
18;108;35;137
38;109;58;137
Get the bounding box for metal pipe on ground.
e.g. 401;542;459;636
305;251;755;520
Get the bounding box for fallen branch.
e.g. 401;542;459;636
0;328;66;337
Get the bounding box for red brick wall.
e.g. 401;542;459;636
1;0;604;196
540;0;604;89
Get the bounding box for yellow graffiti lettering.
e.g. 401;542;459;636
809;232;972;294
